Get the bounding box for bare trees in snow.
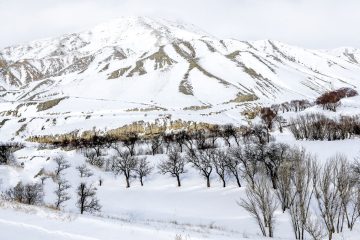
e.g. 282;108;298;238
54;177;71;209
83;148;105;168
239;176;279;237
312;155;360;240
4;182;44;205
134;157;153;186
111;149;137;188
158;150;187;187
76;164;94;178
76;182;101;214
212;149;229;188
186;149;213;188
0;143;21;165
54;155;70;177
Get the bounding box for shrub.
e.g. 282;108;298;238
3;182;44;205
316;88;358;112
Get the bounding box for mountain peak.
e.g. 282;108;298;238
0;16;212;61
1;17;360;139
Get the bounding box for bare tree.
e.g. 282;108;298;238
252;124;268;145
158;150;187;187
23;183;44;205
86;134;106;157
239;176;279;237
208;125;221;148
149;135;163;155
304;218;326;240
262;143;289;189
4;182;43;205
0;144;14;164
0;142;22;165
221;124;239;147
53;155;70;177
289;150;315;240
274;115;286;133
3;182;25;203
313;159;341;240
54;177;71;209
275;161;293;212
192;129;212;150
122;132;139;156
212;149;229;187
335;154;359;231
134;157;153;186
186;149;213;188
111;150;137;188
226;148;242;187
174;131;188;152
76;164;94;178
351;157;360;183
260;107;277;130
76;182;101;214
230;144;259;189
83;148;104;168
162;133;174;154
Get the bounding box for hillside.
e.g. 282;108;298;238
0;16;360;140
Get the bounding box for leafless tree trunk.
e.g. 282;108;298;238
262;142;289;189
149;135;162;155
53;155;70;177
239;176;279;237
335;154;360;231
305;217;326;240
122;133;139;156
111;148;138;188
226;148;243;187
289;150;315;240
230;145;259;189
54;176;71;209
76;182;101;214
275;162;293;212
313;159;341;240
158;150;187;187
212;149;228;187
83;148;104;168
186;149;213;188
134;157;153;186
76;164;94;178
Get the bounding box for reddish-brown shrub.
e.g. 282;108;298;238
315;88;358;112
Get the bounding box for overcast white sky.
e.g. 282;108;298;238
0;0;359;49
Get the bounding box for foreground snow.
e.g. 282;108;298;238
1;128;360;239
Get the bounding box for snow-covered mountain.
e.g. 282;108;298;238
1;16;360;140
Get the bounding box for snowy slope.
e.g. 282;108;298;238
2;123;360;240
1;16;360;140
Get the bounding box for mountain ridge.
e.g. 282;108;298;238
0;16;360;140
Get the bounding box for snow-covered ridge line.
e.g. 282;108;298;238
0;16;360;140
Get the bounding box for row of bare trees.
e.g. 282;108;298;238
269;87;357;115
271;99;313;114
33;123;247;154
289;113;360;140
2;155;101;215
111;144;153;188
240;146;360;240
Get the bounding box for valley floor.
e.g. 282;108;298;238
1;130;360;240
